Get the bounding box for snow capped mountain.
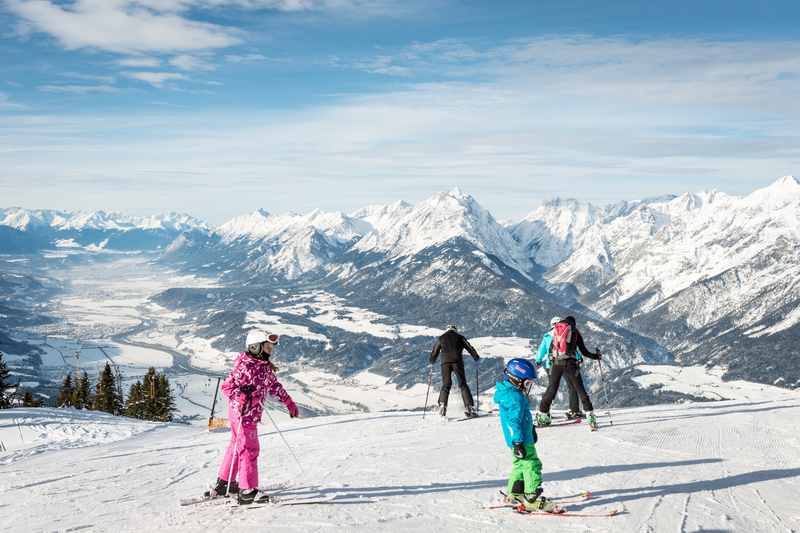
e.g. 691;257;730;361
510;176;800;388
0;207;208;252
511;198;604;268
353;188;530;275
0;207;207;233
348;200;413;235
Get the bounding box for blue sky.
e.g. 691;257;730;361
1;0;799;224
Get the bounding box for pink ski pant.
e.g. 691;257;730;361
217;408;260;490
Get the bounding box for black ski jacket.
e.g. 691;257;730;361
430;330;480;365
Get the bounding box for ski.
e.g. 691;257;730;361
538;418;581;428
238;495;374;509
515;506;621;518
487;490;592;509
180;482;293;507
455;413;493;422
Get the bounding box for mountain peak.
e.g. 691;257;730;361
773;175;799;189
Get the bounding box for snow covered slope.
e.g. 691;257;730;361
3;395;800;532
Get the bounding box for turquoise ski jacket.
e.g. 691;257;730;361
534;330;583;369
493;380;536;447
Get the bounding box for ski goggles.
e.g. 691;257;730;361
263;334;280;345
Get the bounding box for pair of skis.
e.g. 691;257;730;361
487;490;621;518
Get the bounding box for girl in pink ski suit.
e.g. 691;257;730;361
215;331;298;500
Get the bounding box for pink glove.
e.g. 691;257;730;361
285;398;299;418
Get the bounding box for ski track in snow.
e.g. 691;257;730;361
2;398;800;532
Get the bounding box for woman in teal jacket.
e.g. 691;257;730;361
534;316;583;418
493;358;559;513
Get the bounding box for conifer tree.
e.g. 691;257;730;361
22;391;41;407
73;371;92;409
155;373;176;422
0;351;12;409
95;362;122;414
125;381;145;419
58;373;74;407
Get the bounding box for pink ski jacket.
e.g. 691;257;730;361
222;352;292;426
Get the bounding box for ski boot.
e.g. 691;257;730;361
587;411;598;431
237;488;259;505
535;411;551;427
464;406;478;418
204;478;239;498
517;494;561;513
438;402;447;417
565;410;585;420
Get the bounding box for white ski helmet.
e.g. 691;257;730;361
550;316;562;326
245;329;269;350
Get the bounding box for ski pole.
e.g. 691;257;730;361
225;392;252;496
598;359;613;426
225;415;244;497
475;359;479;414
263;406;305;475
422;365;433;419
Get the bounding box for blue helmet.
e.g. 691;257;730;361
505;358;536;382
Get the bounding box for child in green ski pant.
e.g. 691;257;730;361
493;358;558;512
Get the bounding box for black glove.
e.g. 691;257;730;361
532;427;538;444
595;351;603;360
473;355;480;361
239;384;255;395
513;442;526;459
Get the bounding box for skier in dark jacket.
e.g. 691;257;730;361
429;325;480;418
535;316;602;430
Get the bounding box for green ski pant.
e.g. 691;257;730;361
507;444;542;495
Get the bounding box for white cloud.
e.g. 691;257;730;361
62;72;116;83
225;53;268;63
116;56;161;67
122;71;188;86
168;54;216;71
6;0;241;54
38;84;120;94
2;35;799;219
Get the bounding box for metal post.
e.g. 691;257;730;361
475;360;479;414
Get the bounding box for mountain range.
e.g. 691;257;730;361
2;176;798;397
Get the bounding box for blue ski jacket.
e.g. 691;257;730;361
533;330;583;370
493;380;537;447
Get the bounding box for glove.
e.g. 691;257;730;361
239;384;255;395
513;442;526;459
473;355;480;361
595;351;603;360
532;426;538;444
285;399;299;418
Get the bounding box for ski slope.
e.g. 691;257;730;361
2;397;800;532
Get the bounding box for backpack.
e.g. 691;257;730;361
551;322;573;361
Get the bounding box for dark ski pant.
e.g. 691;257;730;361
539;359;593;414
548;367;580;413
438;362;474;408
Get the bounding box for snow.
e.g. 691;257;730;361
469;336;533;359
631;364;800;401
3;396;800;532
273;291;441;339
0;207;207;233
352;189;532;277
244;311;329;343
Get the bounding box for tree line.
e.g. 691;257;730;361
0;352;175;423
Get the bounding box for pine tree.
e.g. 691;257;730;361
95;362;122;415
72;371;92;409
0;351;12;409
155;373;176;422
125;381;145;419
58;373;74;407
141;367;159;420
22;391;41;407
